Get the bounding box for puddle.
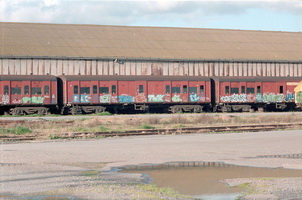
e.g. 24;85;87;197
122;162;302;199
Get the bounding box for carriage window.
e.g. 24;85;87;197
74;85;78;94
112;85;116;94
93;85;98;94
100;87;109;94
24;85;29;94
200;85;204;93
189;87;197;93
11;87;21;94
172;87;180;93
139;85;144;93
231;87;239;94
247;88;255;94
166;85;170;93
80;87;90;94
225;86;230;94
44;86;49;94
4;85;9;94
241;86;246;94
257;86;261;94
32;87;42;95
280;86;284;94
183;85;187;93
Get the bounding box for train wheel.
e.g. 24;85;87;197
193;106;202;113
172;107;182;113
10;108;24;115
37;108;49;115
95;107;106;114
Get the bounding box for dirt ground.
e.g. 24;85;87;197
1;129;302;199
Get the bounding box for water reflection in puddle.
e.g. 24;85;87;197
123;163;302;199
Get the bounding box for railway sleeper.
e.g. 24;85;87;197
169;105;203;113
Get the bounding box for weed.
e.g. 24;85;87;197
98;125;109;132
0;125;32;135
139;124;155;129
48;134;66;140
80;170;99;177
94;111;112;116
139;184;189;199
73;127;90;132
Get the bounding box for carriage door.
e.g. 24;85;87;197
79;81;91;104
171;81;182;102
109;81;118;103
30;80;44;104
181;81;189;102
10;81;22;105
135;81;147;103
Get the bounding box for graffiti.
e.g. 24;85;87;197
172;95;182;102
189;94;200;102
111;96;118;103
148;94;165;102
135;93;147;102
12;99;22;104
118;95;133;103
22;96;45;104
73;95;91;103
220;94;247;102
284;93;295;102
255;93;262;102
100;95;111;103
263;93;283;103
296;92;302;103
0;95;9;104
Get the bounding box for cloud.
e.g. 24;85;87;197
1;0;301;30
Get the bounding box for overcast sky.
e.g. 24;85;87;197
1;0;302;32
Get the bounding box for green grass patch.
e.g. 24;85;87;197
139;184;190;199
48;135;66;140
94;111;112;116
80;170;99;177
0;125;32;135
139;124;155;129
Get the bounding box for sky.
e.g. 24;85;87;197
1;0;302;32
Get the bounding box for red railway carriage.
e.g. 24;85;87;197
0;75;57;115
213;77;302;112
58;75;212;114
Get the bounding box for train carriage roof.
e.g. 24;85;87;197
0;75;57;81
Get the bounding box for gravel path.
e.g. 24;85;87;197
1;129;302;199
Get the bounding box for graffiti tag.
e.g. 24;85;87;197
100;95;111;103
148;94;165;102
172;95;182;102
22;96;45;104
189;94;200;102
118;95;133;103
220;94;247;102
73;95;91;103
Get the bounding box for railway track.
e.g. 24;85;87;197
1;122;302;142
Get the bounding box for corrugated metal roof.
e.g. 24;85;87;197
212;76;302;82
58;75;211;81
1;22;302;61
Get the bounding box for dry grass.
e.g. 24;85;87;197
1;113;302;139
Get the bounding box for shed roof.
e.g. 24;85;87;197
58;75;211;82
1;22;302;62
